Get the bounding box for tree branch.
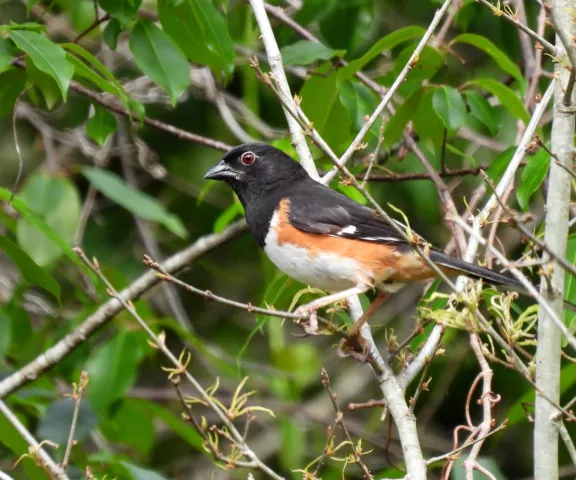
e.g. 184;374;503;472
0;221;247;399
322;0;454;184
0;400;68;480
248;0;318;179
475;0;556;54
534;3;575;476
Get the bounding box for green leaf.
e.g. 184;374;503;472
412;89;444;144
103;18;122;50
37;398;97;446
486;147;515;184
507;363;576;425
336;183;367;205
432;86;466;132
465;91;499;136
0;68;27;118
564;235;576;331
338;80;378;130
340;26;425;78
214;201;243;233
279;418;306;471
66;52;142;121
99;0;142;24
0;187;93;278
63;43;136;114
25;57;61;110
384;88;424;147
0;22;48;34
101;399;154;455
15;175;81;267
7;30;73;100
121;462;168;480
0;37;13;72
82;167;188;238
516;149;549;211
300;73;351;148
468;78;530;124
85;332;142;414
129;19;190;105
0;308;12;361
393;44;444;84
451;33;523;83
67;53;117;95
280;40;345;65
86;105;117;147
158;0;234;71
0;235;60;302
136;400;203;450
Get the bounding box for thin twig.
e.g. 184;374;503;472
11;57;233;152
9;89;30;204
452;217;576;350
0;400;69;480
74;249;285;480
321;369;373;480
481;170;576;278
0;221;247;399
145;256;307;321
475;0;556;54
361;117;385;187
354;165;487;182
348;297;427;479
248;0;318;179
558;420;576;467
462;80;554;270
322;0;454;184
426;421;507;465
463;334;499;478
62;371;88;470
72;13;110;44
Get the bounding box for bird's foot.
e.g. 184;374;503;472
337;337;369;363
294;305;319;335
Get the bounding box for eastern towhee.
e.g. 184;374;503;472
205;143;563;330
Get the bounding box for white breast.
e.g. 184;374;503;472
263;211;370;291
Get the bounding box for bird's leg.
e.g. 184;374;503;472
348;291;390;338
294;284;370;335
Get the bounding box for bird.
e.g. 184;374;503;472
204;143;563;332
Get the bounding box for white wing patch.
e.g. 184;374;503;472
336;225;357;235
360;236;402;243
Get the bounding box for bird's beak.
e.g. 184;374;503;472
204;160;238;181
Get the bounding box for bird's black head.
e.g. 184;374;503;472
204;143;308;208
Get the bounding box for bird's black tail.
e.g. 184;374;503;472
428;250;576;312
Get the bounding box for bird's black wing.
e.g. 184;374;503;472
286;179;421;247
285;179;542;294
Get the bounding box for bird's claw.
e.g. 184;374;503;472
294;306;319;335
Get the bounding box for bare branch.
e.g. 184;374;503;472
0;400;68;480
322;0;454;184
452;217;576;350
0;221;247;399
348;296;427;479
534;5;575;476
475;0;556;54
461;80;554;267
248;0;318;179
75;250;285;480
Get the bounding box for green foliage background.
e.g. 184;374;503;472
0;0;575;479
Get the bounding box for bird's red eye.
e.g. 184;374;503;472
241;151;256;165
